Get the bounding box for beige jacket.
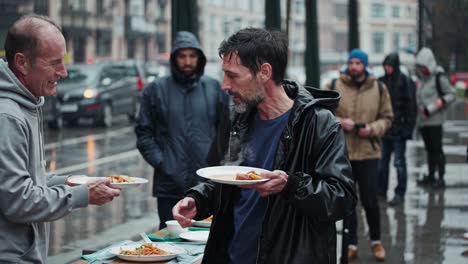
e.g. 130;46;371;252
330;73;393;161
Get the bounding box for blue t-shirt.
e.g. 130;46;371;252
228;110;290;264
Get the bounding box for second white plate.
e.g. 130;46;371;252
67;175;148;189
179;231;210;242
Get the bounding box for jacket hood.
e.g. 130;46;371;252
415;47;438;73
170;31;207;84
0;59;43;110
383;53;400;71
283;80;340;124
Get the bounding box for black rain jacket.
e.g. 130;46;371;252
186;81;357;264
379;53;417;139
135;31;229;198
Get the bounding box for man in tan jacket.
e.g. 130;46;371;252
328;48;393;262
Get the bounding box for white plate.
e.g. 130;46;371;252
109;242;184;262
179;231;210;242
67;175;148;189
193;220;211;228
196;166;269;185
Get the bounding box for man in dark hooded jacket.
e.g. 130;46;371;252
135;31;228;229
377;53;416;206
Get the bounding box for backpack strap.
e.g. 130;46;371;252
435;72;445;97
377;80;383;98
330;78;337;90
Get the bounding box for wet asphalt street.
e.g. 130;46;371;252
44;102;468;264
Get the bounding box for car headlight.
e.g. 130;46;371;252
83;88;98;99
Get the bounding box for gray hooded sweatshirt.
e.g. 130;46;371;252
415;47;456;127
0;60;88;263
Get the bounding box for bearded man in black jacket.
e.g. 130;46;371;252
172;28;356;264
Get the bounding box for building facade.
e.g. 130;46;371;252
0;0;170;64
0;0;418;73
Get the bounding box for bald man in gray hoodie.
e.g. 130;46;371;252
0;15;120;263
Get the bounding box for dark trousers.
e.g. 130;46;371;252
157;197;180;230
420;125;445;180
378;138;408;197
349;159;381;245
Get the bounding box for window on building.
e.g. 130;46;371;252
96;30;111;56
334;32;347;52
34;0;49;15
407;32;414;48
295;0;305;16
334;3;347;20
392;5;400;18
407;5;415;18
71;0;86;10
209;15;216;32
96;0;104;14
129;0;144;16
393;32;400;50
371;3;385;18
372;32;385;53
127;39;135;59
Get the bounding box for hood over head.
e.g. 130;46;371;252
0;59;43;110
415;47;438;74
382;52;401;77
170;31;207;84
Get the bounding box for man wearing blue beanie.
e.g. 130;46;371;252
327;48;393;262
348;48;369;68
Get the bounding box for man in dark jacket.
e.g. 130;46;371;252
135;31;228;229
172;28;356;264
377;53;416;206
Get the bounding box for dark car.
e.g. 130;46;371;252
57;63;140;127
42;95;63;129
119;60;147;121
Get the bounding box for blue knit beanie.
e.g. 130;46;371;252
348;48;368;67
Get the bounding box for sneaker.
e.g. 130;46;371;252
347;247;358;260
432;179;445;188
388;195;404;206
371;243;386;262
417;175;435;185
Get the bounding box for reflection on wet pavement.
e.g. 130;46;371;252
44;123;158;262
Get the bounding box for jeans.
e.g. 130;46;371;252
157;197;180;230
349;159;381;245
378;138;408;198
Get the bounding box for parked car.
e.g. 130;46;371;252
57;63;140;127
451;72;468;98
42;95;63;130
119;60;147;121
144;62;170;83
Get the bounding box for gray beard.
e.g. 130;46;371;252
233;94;264;113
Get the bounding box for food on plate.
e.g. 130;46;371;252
120;244;169;256
235;170;263;180
107;175;134;183
201;215;213;222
